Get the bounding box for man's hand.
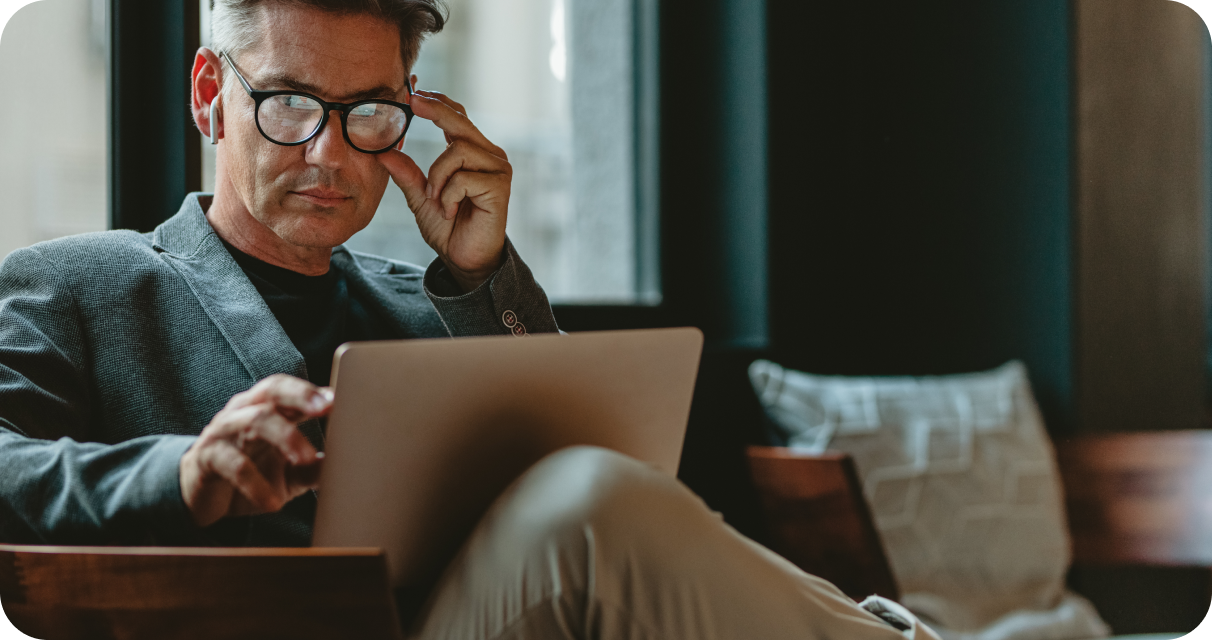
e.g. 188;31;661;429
377;90;512;293
180;375;331;528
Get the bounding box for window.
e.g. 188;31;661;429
200;0;658;304
0;0;109;260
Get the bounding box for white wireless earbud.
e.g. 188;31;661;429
209;98;220;145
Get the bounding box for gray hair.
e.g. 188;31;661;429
210;0;446;75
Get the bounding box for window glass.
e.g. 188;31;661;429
0;0;108;260
200;0;652;304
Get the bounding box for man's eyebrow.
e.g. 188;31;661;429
257;72;402;102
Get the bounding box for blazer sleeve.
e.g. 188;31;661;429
423;237;561;337
0;247;199;545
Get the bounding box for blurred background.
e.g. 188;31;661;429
1;0;1211;634
0;0;107;260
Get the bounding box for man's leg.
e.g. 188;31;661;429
408;446;936;640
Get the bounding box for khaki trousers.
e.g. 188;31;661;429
408;447;940;640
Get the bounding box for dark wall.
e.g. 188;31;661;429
655;0;1075;542
766;1;1074;430
657;0;769;348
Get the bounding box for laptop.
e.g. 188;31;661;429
311;327;704;588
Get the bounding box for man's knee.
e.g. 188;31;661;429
512;446;658;523
484;446;690;553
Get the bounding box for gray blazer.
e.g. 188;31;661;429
0;194;558;547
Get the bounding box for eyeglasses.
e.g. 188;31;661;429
219;51;414;154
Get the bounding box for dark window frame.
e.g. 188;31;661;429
108;0;201;233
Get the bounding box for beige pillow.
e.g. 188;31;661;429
749;360;1109;640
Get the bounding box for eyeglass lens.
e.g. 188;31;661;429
258;95;409;151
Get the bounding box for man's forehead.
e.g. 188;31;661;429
242;5;407;98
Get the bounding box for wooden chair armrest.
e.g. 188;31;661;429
0;545;401;640
746;445;899;601
1055;430;1212;568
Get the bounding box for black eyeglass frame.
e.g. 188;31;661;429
219;50;415;154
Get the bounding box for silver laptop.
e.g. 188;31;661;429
311;327;703;588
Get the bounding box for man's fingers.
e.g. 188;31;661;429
439;172;511;220
227;374;332;420
415;90;474;148
205;440;287;514
210;403;319;466
409;93;507;159
286;459;324;493
377;148;430;212
416;89;487;150
245;406;318;466
426;140;510;208
189;377;335;525
416;90;467;117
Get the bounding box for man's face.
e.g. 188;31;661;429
220;5;408;249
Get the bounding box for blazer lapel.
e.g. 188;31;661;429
150;195;324;450
332;248;449;340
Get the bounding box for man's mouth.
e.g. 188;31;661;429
290;188;351;207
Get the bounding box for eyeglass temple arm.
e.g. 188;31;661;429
218;50;255;96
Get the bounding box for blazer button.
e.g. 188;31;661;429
502;310;518;328
512;322;527;337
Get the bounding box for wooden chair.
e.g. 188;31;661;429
747;431;1212;630
0;546;402;640
746;445;899;601
1054;430;1212;568
1056;430;1212;635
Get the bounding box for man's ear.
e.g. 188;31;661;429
191;48;224;141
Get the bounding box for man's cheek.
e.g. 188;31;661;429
359;168;392;217
368;163;392;195
255;149;295;202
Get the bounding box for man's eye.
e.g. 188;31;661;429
350;104;379;117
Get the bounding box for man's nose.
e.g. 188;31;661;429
305;110;350;169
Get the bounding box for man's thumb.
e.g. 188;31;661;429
376;149;428;210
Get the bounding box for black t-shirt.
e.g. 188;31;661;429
221;240;394;387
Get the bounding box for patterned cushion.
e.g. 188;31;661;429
750;360;1110;640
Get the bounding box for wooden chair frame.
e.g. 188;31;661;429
747;431;1212;619
0;546;402;640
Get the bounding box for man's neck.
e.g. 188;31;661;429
206;185;333;277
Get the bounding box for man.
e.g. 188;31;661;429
0;0;939;637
